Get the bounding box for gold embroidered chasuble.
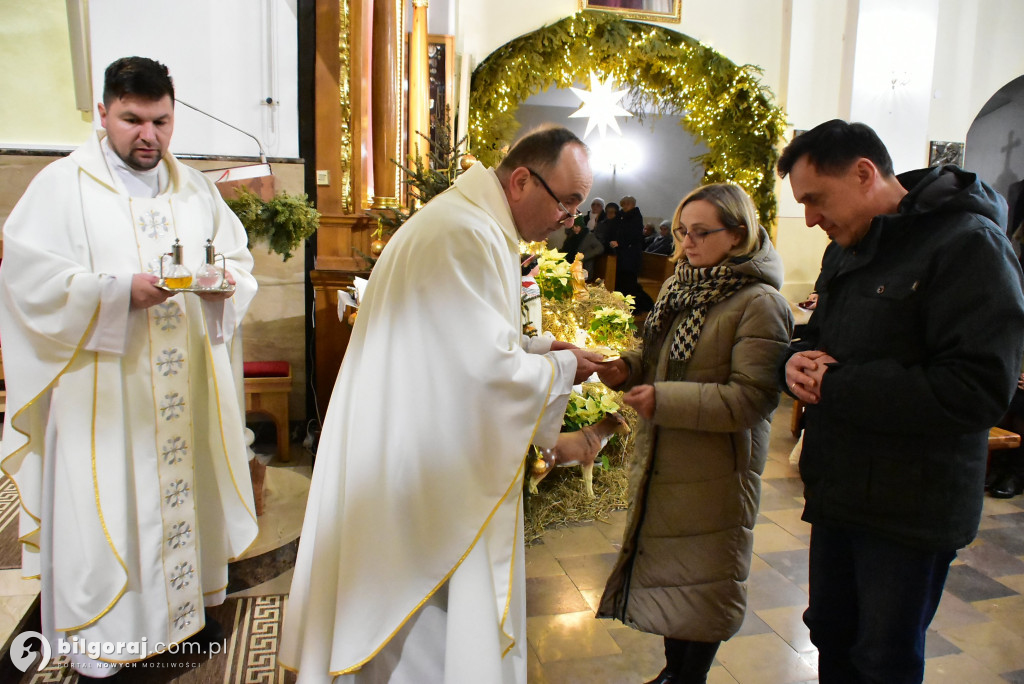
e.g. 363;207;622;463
0;132;258;659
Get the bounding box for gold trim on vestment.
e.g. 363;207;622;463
323;354;559;676
1;306;101;546
500;487;525;658
56;352;129;632
203;331;258;528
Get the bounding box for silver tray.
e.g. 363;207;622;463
157;283;235;294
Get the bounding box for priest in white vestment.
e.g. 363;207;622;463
0;57;257;677
279;127;602;683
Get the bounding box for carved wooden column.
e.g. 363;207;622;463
349;0;373;212
408;0;430;172
371;0;402;209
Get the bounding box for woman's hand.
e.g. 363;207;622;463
596;358;629;388
623;384;656;420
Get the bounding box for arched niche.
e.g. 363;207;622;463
966;75;1024;211
469;11;786;229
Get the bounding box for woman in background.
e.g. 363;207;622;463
593;201;619;250
579;197;606;231
596;184;793;684
562;221;605;282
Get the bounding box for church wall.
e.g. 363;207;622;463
453;0;787;96
87;0;300;161
782;0;851;129
774;0;852;300
517;103;708;225
930;0;1024;142
848;0;939;173
0;0;94;147
927;0;982;144
0;0;300;161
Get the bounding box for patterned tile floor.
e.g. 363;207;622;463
5;398;1024;682
524;398;1024;684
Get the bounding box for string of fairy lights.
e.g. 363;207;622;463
469;10;788;229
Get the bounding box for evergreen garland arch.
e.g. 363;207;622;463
470;11;788;228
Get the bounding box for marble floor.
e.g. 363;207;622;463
5;399;1024;682
525;399;1024;684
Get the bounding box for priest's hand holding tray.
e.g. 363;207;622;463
196;269;237;301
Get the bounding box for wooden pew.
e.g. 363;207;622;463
591;251;675;305
638;252;673;302
591;252;617;292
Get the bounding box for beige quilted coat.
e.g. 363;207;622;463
597;227;793;641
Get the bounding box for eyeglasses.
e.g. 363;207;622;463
527;168;583;223
673;226;730;243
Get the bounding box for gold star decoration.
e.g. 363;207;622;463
569;72;633;139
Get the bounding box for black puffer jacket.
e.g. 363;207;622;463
786;165;1024;551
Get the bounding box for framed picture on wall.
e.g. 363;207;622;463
579;0;682;23
928;140;965;168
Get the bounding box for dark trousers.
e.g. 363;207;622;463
663;638;720;683
805;524;955;684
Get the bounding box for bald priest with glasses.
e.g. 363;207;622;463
279;126;606;683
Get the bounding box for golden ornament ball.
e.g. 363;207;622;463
459;154;478;171
370;238;386;256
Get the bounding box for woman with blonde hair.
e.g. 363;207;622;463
596;183;793;683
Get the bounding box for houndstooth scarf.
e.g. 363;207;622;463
642;261;755;368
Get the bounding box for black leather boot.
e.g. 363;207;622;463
644;667;676;684
990;473;1023;498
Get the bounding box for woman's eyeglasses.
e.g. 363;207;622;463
673;226;730;242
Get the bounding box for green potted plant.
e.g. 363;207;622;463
225;188;321;261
